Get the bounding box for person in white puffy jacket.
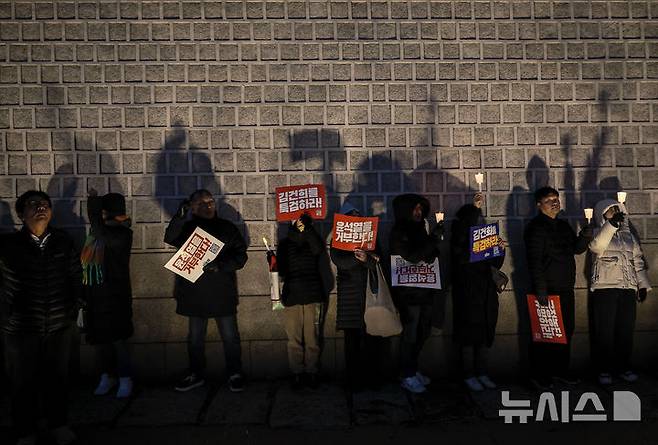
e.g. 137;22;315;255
588;199;652;386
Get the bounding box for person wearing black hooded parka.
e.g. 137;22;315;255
277;213;328;389
450;193;507;392
389;193;443;394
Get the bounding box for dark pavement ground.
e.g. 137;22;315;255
3;374;658;445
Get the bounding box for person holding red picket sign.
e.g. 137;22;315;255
524;187;593;390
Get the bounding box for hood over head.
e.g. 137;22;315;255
593;199;627;226
392;194;430;223
455;204;483;228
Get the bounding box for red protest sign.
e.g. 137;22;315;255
331;214;379;251
275;184;327;222
527;295;568;344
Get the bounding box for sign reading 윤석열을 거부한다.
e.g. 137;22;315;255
331;214;379;251
274;184;327;222
469;222;503;263
164;227;224;283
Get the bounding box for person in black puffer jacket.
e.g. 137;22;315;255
524;186;592;389
81;189;134;399
330;202;388;392
0;190;82;445
165;189;248;393
277;213;327;388
389;193;443;394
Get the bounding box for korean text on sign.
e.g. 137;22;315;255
275;184;327;222
331;214;379;251
527;295;567;344
390;255;442;290
469;222;503;263
164;227;224;283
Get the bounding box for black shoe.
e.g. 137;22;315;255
291;374;304;391
174;373;205;392
553;373;581;385
305;373;320;389
228;373;245;393
530;376;554;391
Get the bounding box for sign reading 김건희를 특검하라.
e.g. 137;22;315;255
275;184;326;222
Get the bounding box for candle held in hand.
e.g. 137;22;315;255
584;208;593;224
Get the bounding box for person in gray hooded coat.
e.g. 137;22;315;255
588;199;652;385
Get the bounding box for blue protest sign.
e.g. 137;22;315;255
469;222;503;263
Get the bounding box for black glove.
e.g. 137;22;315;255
299;212;313;228
203;262;220;273
638;288;648;303
431;220;445;237
579;224;594;238
536;294;549;307
177;199;191;218
609;212;625;228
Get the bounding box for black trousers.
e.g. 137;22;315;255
343;327;389;389
3;326;73;438
591;288;637;374
529;289;575;379
400;304;433;378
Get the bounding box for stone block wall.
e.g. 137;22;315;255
1;0;657;379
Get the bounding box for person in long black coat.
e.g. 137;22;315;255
450;193;506;391
164;189;248;393
330;202;388;391
81;189;134;398
277;213;327;389
389;193;443;394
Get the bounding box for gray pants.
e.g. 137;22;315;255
283;303;321;374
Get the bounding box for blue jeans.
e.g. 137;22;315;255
188;315;242;378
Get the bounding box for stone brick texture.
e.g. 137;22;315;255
1;1;658;379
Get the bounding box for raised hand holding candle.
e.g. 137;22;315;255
584;208;593;224
435;212;444;223
474;172;484;192
617;191;627;204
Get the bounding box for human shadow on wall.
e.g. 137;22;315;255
0;200;14;232
154;123;250;246
46;164;86;249
505;155;550;374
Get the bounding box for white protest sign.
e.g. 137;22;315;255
164;227;224;283
390;255;442;289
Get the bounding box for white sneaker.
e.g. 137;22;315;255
598;373;613;385
416;371;431;386
116;377;133;398
464;377;484;392
401;376;426;393
477;375;497;389
51;425;77;445
16;434;37;445
619;371;638;383
94;373;117;396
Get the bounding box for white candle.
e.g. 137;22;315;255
262;237;271;251
475;172;484;192
617;191;627;204
435;212;444;223
584;208;593;224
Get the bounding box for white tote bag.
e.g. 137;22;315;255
364;263;403;337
